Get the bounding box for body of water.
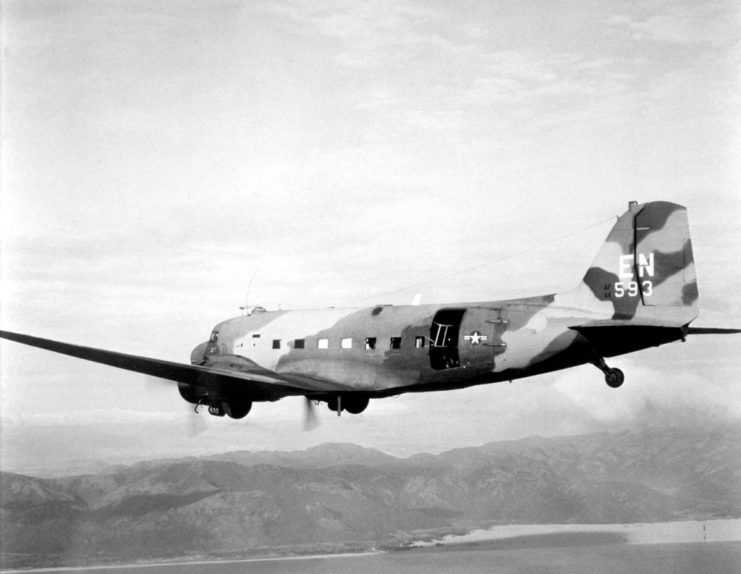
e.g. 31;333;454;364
413;518;741;547
4;520;740;574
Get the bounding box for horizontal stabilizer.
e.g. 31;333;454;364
686;327;741;335
570;323;685;358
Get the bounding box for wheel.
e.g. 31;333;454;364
605;368;625;388
223;401;252;419
344;396;369;415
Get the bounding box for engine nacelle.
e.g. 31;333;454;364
178;382;202;404
190;342;209;365
177;382;252;419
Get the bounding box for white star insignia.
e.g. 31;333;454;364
464;331;488;345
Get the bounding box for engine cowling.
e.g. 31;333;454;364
178;382;253;419
190;342;209;365
178;382;202;404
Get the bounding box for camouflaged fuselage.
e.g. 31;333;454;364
200;201;699;399
0;201;730;416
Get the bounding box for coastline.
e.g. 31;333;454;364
411;518;741;548
4;519;740;573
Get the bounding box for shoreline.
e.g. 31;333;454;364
0;551;386;574
4;518;740;573
411;518;741;548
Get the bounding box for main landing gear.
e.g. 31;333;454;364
591;357;625;388
327;395;370;415
199;401;252;419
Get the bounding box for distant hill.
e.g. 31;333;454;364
206;442;401;468
1;425;739;569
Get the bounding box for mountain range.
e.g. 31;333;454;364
1;425;739;569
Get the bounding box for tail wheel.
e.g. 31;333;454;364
605;368;625;388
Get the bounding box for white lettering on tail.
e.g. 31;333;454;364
638;253;655;278
618;254;634;279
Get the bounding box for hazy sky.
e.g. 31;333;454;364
1;0;740;473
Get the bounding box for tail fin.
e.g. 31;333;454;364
579;201;698;322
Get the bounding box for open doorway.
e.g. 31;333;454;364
429;308;466;370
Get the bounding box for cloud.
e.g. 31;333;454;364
607;2;739;46
259;0;454;69
552;358;741;429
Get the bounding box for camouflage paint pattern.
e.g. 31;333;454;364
192;201;699;402
0;201;703;414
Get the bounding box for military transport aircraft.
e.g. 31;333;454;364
1;201;739;419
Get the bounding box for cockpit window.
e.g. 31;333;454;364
209;331;219;343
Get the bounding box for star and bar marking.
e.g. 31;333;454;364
464;331;488;345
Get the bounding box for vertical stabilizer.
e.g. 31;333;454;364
579;201;698;321
633;202;697;307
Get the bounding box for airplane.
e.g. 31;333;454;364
1;200;739;420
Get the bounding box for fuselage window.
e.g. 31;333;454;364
318;338;329;349
294;339;305;349
365;337;376;350
252;333;261;338
272;339;281;349
341;338;353;349
390;337;402;349
415;336;425;348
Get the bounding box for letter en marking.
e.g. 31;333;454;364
638;253;655;278
618;254;634;279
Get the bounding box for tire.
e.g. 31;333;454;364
605;368;625;388
344;396;369;414
223;401;252;419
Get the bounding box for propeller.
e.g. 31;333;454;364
185;401;208;437
145;375;206;436
303;397;320;431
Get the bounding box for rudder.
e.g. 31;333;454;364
580;201;698;320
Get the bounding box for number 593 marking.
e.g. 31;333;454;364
614;281;653;298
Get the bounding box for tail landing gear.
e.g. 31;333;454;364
604;368;625;388
592;357;625;388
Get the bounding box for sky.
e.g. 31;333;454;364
1;0;740;474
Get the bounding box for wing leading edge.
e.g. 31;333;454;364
0;330;324;402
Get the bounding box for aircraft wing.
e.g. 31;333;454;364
0;330;341;401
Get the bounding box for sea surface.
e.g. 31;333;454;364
413;518;741;546
5;520;740;574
